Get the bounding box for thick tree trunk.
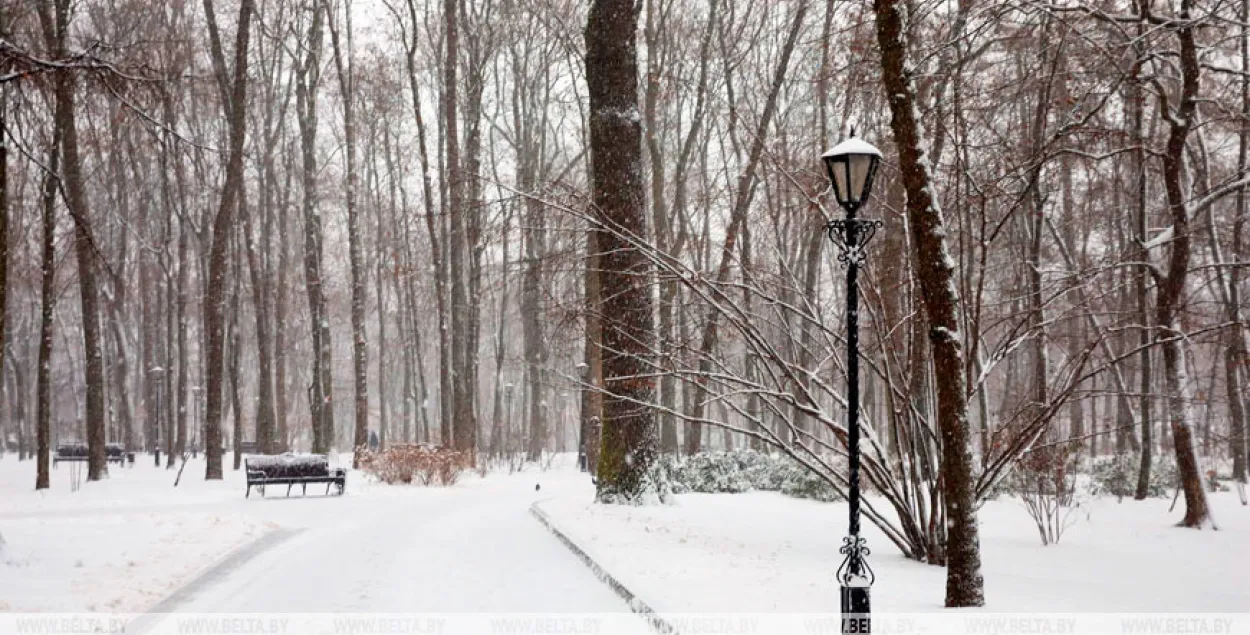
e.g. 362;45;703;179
874;0;984;605
587;0;662;503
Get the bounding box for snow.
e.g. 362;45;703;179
0;453;644;621
0;460;270;612
538;489;1250;614
822;137;882;159
1143;225;1175;250
7;450;1248;630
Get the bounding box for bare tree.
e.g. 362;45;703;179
323;0;368;463
200;0;255;479
873;0;984;606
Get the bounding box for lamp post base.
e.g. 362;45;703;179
840;585;871;634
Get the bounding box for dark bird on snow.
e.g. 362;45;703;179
535;483;541;492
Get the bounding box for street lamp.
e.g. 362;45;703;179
575;362;589;472
822;132;882;634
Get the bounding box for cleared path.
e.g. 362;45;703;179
140;467;640;616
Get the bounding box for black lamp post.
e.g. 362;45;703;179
822;133;882;634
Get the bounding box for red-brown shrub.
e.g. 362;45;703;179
357;444;468;486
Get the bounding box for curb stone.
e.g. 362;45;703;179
530;501;678;634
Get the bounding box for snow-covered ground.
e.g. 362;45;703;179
0;453;640;623
0;458;273;612
539;488;1250;615
7;450;1249;634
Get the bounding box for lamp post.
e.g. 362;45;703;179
575;362;589;472
822;133;882;634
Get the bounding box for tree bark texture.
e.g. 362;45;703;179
587;0;662;503
873;0;985;606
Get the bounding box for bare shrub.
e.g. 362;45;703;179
1006;442;1085;546
358;444;468;486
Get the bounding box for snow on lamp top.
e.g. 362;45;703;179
822;135;882;209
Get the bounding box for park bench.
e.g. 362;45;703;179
245;453;346;498
52;443;88;467
106;442;135;466
53;442;132;467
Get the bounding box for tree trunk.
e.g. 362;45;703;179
587;0;662;503
874;0;984;605
295;1;333;454
322;0;368;464
444;0;474;455
0;96;8;448
201;0;255;480
35;113;61;491
243;194;276;454
1231;0;1250;484
1154;0;1209;526
1132;43;1155;500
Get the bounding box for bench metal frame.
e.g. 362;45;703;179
245;465;346;498
52;454;129;467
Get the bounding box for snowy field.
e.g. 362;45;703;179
540;488;1250;615
5;451;1249;634
0;453;639;622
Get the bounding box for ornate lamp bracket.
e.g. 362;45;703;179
825;218;884;268
836;535;876;587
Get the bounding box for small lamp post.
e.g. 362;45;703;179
575;362;590;472
822;132;882;634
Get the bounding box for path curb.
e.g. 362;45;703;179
530;501;678;634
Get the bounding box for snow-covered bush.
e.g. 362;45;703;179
358;444;468;486
677;452;755;493
664;450;842;502
1089;453;1178;500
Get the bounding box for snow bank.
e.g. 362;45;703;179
539;490;1250;613
0;510;269;612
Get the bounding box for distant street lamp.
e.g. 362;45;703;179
822;132;882;634
575;362;589;472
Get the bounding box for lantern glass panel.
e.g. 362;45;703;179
830;159;849;206
848;154;874;203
